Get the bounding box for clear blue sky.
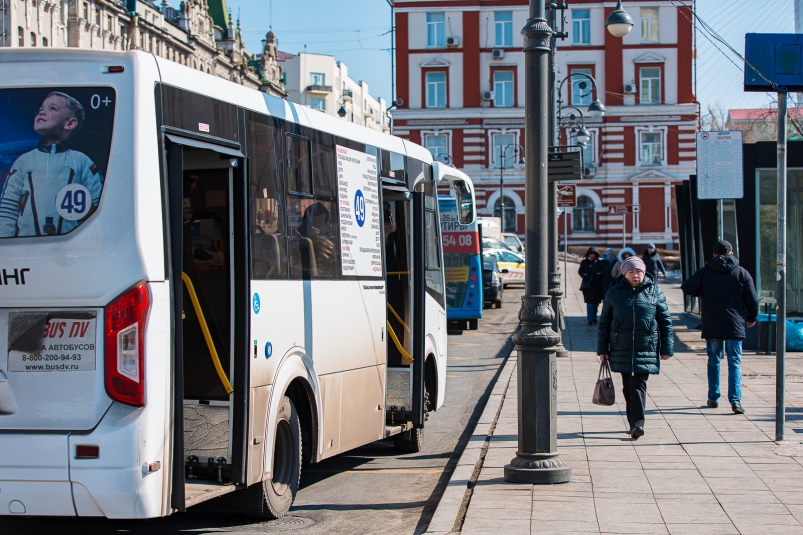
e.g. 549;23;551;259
197;0;794;115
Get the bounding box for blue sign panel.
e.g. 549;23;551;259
745;33;803;92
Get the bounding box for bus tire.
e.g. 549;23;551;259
394;389;428;453
262;396;302;518
468;319;478;330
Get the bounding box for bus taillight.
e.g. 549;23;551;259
105;281;150;407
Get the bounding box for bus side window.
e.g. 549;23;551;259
247;113;287;280
286;129;341;280
415;163;445;307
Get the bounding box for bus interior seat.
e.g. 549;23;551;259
299;236;318;278
252;232;281;279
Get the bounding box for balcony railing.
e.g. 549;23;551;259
306;85;333;93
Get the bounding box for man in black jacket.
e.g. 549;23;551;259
681;240;759;415
642;243;667;279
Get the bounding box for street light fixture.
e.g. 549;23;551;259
556;72;605;121
587;98;607;118
606;0;634;37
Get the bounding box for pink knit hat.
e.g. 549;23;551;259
620;256;646;275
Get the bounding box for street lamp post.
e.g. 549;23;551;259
497;144;523;234
505;0;631;486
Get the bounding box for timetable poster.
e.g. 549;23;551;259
336;145;381;277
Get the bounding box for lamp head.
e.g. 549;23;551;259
606;0;634;38
337;105;347;118
576;127;591;145
587;98;606;118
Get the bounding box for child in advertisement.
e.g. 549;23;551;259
0;91;104;237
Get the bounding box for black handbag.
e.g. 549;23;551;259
580;278;592;291
593;361;616;406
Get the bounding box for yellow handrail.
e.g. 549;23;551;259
386;271;410;275
386;321;413;364
181;272;234;395
386;303;410;333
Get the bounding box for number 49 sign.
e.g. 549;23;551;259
56;184;92;221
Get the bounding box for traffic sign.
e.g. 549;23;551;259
557;184;576;207
548;151;582;181
696;130;744;199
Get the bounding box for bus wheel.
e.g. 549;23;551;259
394;389;428;453
262;396;301;518
468;319;478;330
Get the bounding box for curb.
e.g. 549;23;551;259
423;355;517;535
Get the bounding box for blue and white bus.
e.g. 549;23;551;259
439;192;482;330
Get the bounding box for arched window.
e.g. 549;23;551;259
18;27;23;47
493;195;517;233
30;32;37;47
573;195;595;232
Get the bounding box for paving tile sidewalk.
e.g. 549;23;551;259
458;269;803;535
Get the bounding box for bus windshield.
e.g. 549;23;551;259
0;87;116;238
439;196;481;324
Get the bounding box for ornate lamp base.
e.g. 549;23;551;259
504;452;572;484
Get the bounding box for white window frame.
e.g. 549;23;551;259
427;13;446;48
639;66;661;104
572;9;591;45
569;68;593;106
310;97;326;111
422;131;452;164
641;7;659;43
493;70;515;107
310;72;325;86
494;12;513;47
634;126;667;167
489;130;520;169
425;71;447;108
568;127;598;167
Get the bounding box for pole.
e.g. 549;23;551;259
564;208;568;299
776;92;788;442
622;213;626;250
717;199;723;239
547;4;568;358
500;152;505;229
504;0;571;485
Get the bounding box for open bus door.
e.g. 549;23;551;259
164;131;249;512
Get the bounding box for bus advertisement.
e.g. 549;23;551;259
438;195;482;330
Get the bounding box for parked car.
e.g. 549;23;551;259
502;233;525;253
482;256;504;308
485;249;525;287
482;237;512;252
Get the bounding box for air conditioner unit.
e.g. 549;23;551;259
583;166;596;177
492;49;505;59
623;83;637;94
482;90;495;101
446;36;460;47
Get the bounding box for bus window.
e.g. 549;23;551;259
380;149;405;183
419;171;445;307
0;87;115;238
161;84;238;141
247;112;286;279
286;134;312;196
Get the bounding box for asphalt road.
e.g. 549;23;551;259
0;288;523;535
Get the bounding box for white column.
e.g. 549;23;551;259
632;181;640;235
664;181;672;232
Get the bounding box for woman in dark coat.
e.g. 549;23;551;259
578;247;605;325
597;256;674;439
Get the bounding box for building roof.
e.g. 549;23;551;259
277;50;295;61
207;0;229;30
729;108;803;121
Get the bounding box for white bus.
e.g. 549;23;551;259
0;49;475;519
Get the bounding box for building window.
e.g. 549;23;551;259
426;13;445;48
572;9;591;45
310;98;326;111
95;8;101;26
310;72;325;86
30;32;36;47
42;37;48;47
18;27;23;47
640;131;662;165
83;2;88;20
641;7;659;43
571;131;595;169
494;12;513;47
639;67;661;104
493;71;514;107
425;71;447;108
493;196;517;233
493;133;517;169
108;15;113;31
425;134;449;163
570;68;592;106
573;196;595;231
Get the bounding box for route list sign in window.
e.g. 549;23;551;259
336;145;382;277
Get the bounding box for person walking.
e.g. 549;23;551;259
610;247;636;286
642;244;667;279
578;247;605;326
601;248;617;290
597;256;673;439
680;240;759;414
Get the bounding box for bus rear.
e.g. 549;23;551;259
438;196;482;330
0;50;172;518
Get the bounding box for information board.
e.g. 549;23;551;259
557;184;577;207
696;130;744;199
337;145;382;277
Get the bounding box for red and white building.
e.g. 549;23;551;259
391;0;697;249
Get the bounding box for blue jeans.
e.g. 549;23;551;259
706;339;743;404
586;303;598;323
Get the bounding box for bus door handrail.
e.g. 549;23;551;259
386;321;413;364
181;272;234;394
387;303;410;333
